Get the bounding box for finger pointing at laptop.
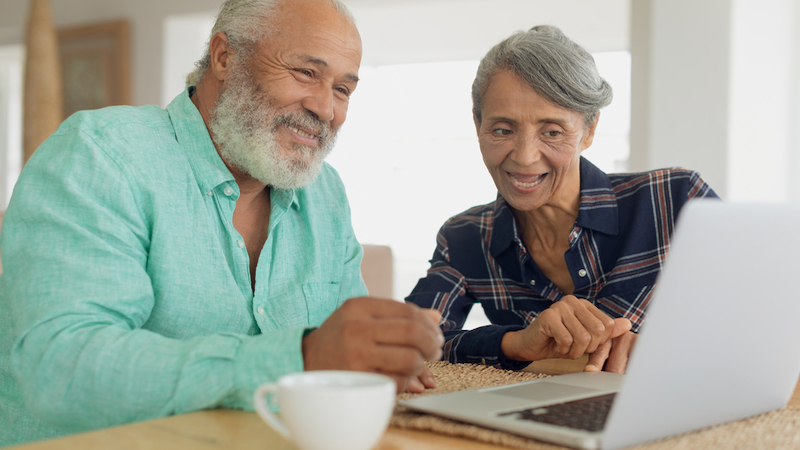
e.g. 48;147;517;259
499;295;632;372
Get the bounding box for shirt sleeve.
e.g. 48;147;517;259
2;124;305;433
406;227;529;370
686;170;720;200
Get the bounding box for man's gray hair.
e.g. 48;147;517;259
186;0;355;86
471;25;612;127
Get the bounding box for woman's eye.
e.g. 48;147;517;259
544;130;562;137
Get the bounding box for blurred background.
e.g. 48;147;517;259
1;1;799;327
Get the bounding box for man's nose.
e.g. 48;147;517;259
301;85;335;123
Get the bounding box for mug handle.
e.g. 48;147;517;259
253;383;292;440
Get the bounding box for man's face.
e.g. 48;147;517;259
210;0;362;189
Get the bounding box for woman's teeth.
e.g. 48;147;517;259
509;173;546;188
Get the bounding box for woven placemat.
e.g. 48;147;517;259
391;361;800;450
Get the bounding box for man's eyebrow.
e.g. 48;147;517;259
299;55;360;83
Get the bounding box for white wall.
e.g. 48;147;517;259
630;0;800;202
348;0;628;65
0;45;23;207
161;14;214;105
793;0;800;201
728;0;796;202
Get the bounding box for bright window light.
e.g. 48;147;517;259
331;53;631;321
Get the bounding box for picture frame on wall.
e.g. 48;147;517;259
58;20;131;118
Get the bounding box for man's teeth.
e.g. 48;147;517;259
289;126;316;139
509;173;546;188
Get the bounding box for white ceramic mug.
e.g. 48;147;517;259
253;371;396;450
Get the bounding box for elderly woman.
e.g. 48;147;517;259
406;25;717;373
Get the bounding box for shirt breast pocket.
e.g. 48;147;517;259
302;281;343;326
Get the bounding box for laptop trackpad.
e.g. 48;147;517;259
486;381;600;403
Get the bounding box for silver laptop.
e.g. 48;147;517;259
401;200;800;449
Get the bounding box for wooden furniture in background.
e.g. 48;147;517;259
23;0;63;165
58;20;131;119
361;244;394;299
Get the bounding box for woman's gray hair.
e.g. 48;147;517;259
185;0;355;86
471;25;612;127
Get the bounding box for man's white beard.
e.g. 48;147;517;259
209;65;336;190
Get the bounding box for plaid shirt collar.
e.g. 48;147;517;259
489;157;620;257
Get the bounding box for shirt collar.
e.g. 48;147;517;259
575;157;619;236
489;156;619;256
167;86;233;195
166;86;300;211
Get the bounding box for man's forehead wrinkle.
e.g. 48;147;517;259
300;55;329;68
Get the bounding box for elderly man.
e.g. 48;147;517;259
0;0;442;446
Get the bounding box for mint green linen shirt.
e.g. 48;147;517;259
0;87;368;446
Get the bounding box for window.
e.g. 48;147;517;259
0;45;24;210
330;53;631;330
161;14;214;106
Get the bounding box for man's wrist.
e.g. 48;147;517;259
300;327;317;370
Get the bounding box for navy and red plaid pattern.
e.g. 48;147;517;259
406;157;718;369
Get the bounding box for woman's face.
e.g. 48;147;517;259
475;70;597;213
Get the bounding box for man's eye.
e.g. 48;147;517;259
544;130;562;137
492;128;511;136
335;86;351;97
295;69;313;77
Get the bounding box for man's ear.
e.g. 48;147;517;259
581;112;600;151
208;32;233;82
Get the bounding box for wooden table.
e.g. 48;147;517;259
10;358;800;450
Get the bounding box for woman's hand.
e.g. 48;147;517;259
500;295;631;364
584;330;637;373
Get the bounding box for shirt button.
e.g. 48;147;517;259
223;186;235;196
257;307;266;315
237;240;245;248
529;280;536;286
206;191;213;196
578;269;587;278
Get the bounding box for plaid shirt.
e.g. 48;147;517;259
406;157;718;369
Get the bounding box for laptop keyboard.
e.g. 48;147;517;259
498;393;617;432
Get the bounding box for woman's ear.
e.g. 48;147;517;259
581;112;600;151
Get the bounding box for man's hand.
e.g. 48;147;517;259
302;298;444;393
406;365;437;393
500;295;631;363
584;330;637;373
